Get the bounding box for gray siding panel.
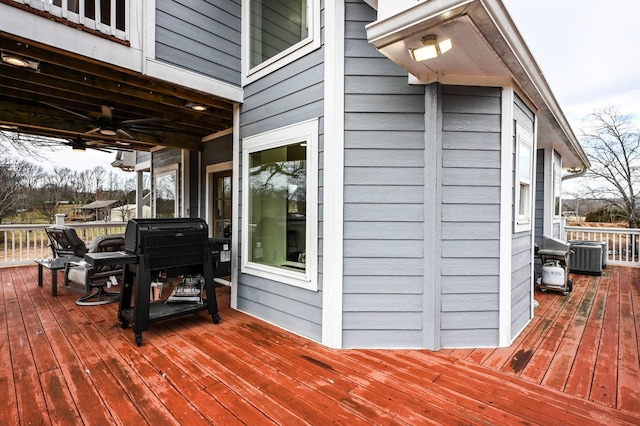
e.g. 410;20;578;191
343;330;423;348
344;275;424;294
155;0;241;86
341;2;426;348
439;85;502;348
236;1;325;341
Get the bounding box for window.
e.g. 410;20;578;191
212;171;232;239
515;123;534;232
242;119;318;290
553;152;562;217
154;166;178;218
244;0;320;81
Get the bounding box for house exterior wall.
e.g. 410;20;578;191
342;1;426;348
511;95;535;339
440;85;503;348
235;2;326;342
155;0;242;86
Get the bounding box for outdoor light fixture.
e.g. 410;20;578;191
186;101;208;111
409;35;452;62
1;51;39;70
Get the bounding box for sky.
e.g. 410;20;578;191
12;0;640;177
502;0;640;128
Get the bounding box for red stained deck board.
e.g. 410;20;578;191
150;323;310;425
564;273;609;399
0;268;20;426
615;267;640;413
498;288;568;376
590;268;621;407
4;264;640;424
540;274;600;390
161;318;347;425
53;288;165;424
482;289;557;372
6;267;51;426
518;275;592;383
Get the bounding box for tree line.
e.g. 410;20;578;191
0;157;135;224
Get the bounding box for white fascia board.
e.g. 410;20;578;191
498;87;514;347
321;0;345;349
145;59;244;103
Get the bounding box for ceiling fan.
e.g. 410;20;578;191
63;136;111;153
42;101;165;140
62;136;133;153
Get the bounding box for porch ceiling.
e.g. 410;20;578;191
0;32;235;153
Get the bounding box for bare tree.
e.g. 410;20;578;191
0;131;66;160
580;107;640;227
92;166;107;194
0;156;31;222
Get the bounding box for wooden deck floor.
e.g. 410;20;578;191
1;264;638;425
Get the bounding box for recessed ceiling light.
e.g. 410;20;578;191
186;101;208;111
2;53;29;67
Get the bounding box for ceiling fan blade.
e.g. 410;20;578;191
116;129;135;139
121;117;163;125
41;102;91;121
101;104;113;119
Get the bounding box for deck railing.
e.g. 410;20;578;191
11;0;128;40
565;226;640;266
0;222;127;266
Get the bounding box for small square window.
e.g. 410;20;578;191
244;0;320;81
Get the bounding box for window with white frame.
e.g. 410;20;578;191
154;165;179;218
242;119;318;290
553;151;562;217
515;123;534;232
244;0;320;81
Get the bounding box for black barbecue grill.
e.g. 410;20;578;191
115;218;221;345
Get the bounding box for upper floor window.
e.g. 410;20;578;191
515;123;534;232
244;0;320;82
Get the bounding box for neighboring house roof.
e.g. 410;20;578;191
365;0;590;170
78;200;119;209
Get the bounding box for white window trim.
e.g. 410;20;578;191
241;118;319;291
552;151;562;219
153;164;179;218
514;123;534;233
242;0;321;84
205;161;233;239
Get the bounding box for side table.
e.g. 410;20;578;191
35;256;82;297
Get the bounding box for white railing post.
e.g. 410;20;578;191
55;213;66;226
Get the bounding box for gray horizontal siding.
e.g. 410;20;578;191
341;0;425;349
439;85;502;348
511;96;535;339
240;50;324;137
235;1;325;342
155;0;241;86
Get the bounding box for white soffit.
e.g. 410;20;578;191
379;15;510;85
366;0;590;170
